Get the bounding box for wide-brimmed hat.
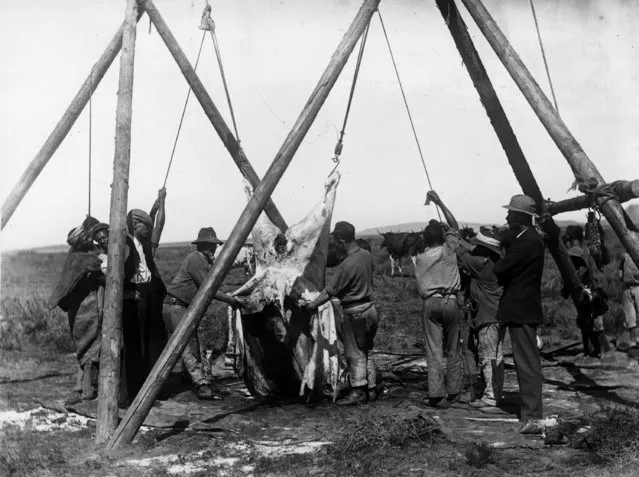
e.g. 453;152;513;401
502;194;539;218
332;221;355;241
192;227;224;245
470;226;502;255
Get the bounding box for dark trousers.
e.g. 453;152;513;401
460;312;478;387
508;323;543;421
123;291;167;400
422;297;464;398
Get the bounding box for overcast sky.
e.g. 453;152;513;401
1;0;637;251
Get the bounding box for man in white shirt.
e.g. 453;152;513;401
121;190;167;403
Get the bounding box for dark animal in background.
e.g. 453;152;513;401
356;238;371;253
326;236;371;268
459;226;477;242
378;231;424;276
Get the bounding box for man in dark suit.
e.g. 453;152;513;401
494;194;545;435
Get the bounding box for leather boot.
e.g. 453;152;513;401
337;387;367;406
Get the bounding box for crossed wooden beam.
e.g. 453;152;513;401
3;0;638;449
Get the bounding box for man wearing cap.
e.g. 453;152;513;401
164;227;240;400
122;189;168;400
90;222;109;274
494;194;545;434
456;226;505;409
305;221;378;405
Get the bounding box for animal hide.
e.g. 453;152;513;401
229;172;344;399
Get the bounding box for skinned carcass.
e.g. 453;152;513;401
227;172;345;400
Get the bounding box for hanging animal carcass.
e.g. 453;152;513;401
227;172;345;400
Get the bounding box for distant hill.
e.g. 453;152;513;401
358;219;581;237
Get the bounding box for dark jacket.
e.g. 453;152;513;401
124;235;166;297
494;227;545;325
458;250;502;328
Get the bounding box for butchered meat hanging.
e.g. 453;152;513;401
227;172;344;399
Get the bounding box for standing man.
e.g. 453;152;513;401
416;192;465;408
305;221;378;405
494;194;545;434
122;189;167;401
618;251;639;351
164;227;239;400
459;227;504;409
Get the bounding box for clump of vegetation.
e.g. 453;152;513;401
0;426;80;477
465;441;496;468
586;407;639;466
330;410;444;454
0;295;73;353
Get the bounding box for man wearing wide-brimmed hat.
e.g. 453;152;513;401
457;226;505;409
163;227;239;400
494;194;545;434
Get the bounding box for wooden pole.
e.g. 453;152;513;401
0;12;144;231
141;0;287;231
96;0;139;444
436;0;582;301
459;0;639;268
549;179;639;218
107;0;381;449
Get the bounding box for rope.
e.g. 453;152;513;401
162;31;207;188
88;65;94;219
202;1;242;144
377;10;442;222
529;0;559;113
329;22;371;176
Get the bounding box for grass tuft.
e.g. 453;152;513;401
465;441;495;468
587;407;639;465
330;410;444;454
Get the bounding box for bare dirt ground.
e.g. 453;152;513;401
2;343;639;476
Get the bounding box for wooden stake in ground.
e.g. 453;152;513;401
96;0;139;444
435;0;582;302
0;11;144;231
106;0;381;449
141;0;288;232
460;0;639;268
